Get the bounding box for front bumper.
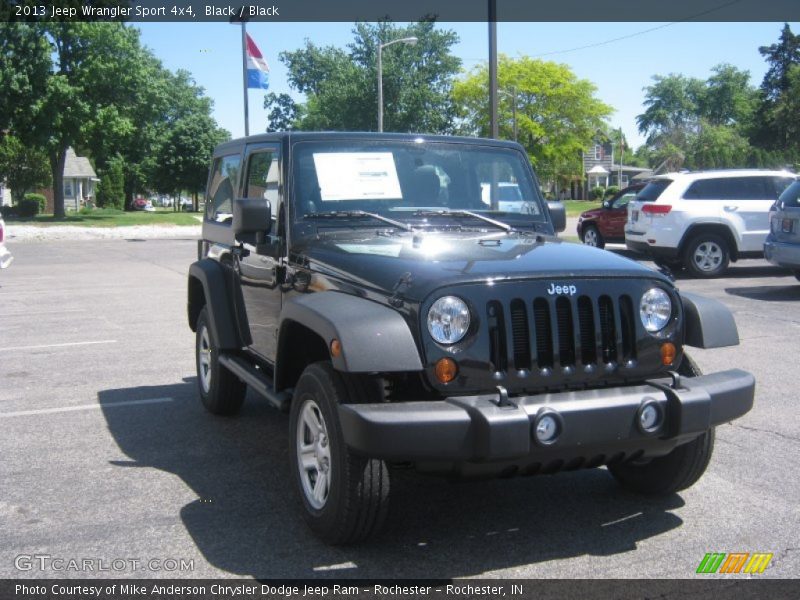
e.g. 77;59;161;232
339;369;754;465
764;237;800;269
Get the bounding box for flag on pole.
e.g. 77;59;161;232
246;33;269;90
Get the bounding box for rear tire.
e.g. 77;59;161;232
195;307;247;415
290;362;389;544
581;224;605;249
608;353;714;495
683;233;730;278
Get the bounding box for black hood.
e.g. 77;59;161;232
293;230;669;301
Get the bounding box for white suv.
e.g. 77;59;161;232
625;170;796;277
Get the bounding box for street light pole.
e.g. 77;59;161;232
377;36;418;132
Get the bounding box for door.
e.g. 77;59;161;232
606;188;638;239
236;147;282;362
722;177;783;253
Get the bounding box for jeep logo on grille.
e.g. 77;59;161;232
547;283;577;296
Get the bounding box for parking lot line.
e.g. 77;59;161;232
0;397;173;418
0;340;117;352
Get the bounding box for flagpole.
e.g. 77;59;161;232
241;22;249;137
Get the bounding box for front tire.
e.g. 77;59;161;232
195;307;246;415
290;362;389;544
683;233;730;278
581;224;605;249
608;353;715;495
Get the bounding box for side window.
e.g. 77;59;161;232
245;150;280;223
683;178;728;200
206;154;241;224
727;177;769;200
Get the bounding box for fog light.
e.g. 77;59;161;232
637;401;662;433
661;342;676;366
434;358;458;383
533;411;562;445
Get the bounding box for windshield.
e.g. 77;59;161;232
291;140;546;230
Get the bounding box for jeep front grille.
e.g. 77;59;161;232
490;294;637;374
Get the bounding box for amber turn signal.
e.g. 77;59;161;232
661;342;676;366
330;339;342;358
434;358;458;383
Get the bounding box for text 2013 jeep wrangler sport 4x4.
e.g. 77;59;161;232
188;132;754;544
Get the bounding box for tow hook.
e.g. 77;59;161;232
494;385;515;408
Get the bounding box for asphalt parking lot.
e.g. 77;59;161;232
1;238;798;579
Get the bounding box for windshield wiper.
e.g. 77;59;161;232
304;210;412;232
409;209;514;233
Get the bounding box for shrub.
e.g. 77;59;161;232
0;205;18;218
18;193;46;217
605;185;620;197
590;186;606;200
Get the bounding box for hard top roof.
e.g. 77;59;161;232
213;131;525;155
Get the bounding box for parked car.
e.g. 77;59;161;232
0;217;13;269
187;132;754;544
577;183;646;248
131;197;149;211
625;169;795;277
764;178;800;281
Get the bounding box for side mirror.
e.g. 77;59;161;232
602;200;611;209
232;198;271;242
547;201;566;233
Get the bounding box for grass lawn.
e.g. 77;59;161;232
9;208;201;227
563;200;602;217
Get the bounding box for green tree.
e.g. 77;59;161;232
685;124;753;170
264;93;301;132
269;20;461;133
150;112;230;210
636;74;704;149
753;24;800;157
0;23;161;218
0;134;51;204
758;23;800;102
95;155;125;209
453;55;612;183
699;64;758;127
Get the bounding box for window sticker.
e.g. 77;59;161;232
313;152;403;201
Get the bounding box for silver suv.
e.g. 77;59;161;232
764;178;800;282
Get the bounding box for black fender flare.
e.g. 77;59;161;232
278;292;423;373
188;259;251;350
681;292;739;349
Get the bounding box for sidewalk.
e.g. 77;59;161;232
6;224;201;242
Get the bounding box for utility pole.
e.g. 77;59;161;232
488;0;498;139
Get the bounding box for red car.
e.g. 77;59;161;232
577;183;645;248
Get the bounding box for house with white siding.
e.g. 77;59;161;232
61;148;99;210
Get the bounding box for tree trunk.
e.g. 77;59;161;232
50;147;68;219
193;191;198;212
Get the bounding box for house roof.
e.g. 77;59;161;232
587;165;609;174
64;148;97;178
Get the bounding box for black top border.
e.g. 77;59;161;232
2;0;800;23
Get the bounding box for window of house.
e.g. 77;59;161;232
64;180;74;198
594;145;602;160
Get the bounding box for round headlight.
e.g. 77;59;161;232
427;296;470;345
640;288;672;333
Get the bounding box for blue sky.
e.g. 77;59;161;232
136;21;799;150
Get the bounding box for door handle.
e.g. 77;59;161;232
724;206;739;212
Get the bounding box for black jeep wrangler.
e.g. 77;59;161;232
188;132;754;544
